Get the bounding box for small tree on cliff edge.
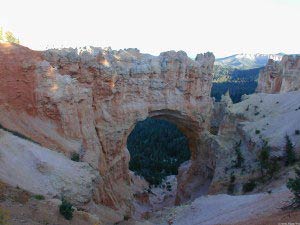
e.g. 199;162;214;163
4;31;19;44
285;135;296;166
0;27;3;41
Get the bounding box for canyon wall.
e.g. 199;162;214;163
256;55;300;93
0;43;215;216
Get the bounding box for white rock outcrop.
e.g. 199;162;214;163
0;129;100;205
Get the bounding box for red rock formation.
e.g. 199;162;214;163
0;43;41;115
0;44;215;215
256;55;300;93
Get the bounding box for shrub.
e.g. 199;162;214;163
0;208;10;225
123;215;130;221
227;173;236;194
33;194;45;200
166;182;172;191
59;198;74;220
243;180;256;193
234;141;244;168
286;166;300;209
255;130;260;134
71;152;80;162
295;130;300;135
285;135;296;166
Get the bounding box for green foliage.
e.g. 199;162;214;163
128;118;190;186
234;141;244;168
211;66;261;103
33;194;45;200
166;182;172;192
4;31;19;44
243;180;256;193
255;130;260;134
258;141;280;178
0;27;3;41
267;159;280;178
287;166;300;208
258;141;271;176
123;215;130;221
0;28;20;44
59;198;74;220
285;135;296;166
211;81;258;103
71;152;80;162
0;207;10;225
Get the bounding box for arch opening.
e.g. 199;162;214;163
125;109;216;207
127;117;191;186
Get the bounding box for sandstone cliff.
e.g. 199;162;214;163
0;43;215;219
256;55;300;93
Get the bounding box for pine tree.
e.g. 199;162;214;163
258;140;280;179
285;135;296;166
287;166;300;209
267;158;280;178
258;140;270;176
234;140;244;168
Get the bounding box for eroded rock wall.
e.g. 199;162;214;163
0;43;215;215
256;55;300;93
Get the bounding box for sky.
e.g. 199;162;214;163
1;0;300;58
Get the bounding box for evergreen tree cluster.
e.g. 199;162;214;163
258;141;280;178
285;135;296;166
127;118;190;186
211;66;262;103
287;167;300;209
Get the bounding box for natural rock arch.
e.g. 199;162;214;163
0;44;216;215
126;109;216;204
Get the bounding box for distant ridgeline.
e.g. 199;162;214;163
211;65;262;103
211;53;283;103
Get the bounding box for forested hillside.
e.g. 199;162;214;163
127;118;190;186
211;66;262;103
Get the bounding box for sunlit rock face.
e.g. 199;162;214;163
256;55;300;93
0;43;215;214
